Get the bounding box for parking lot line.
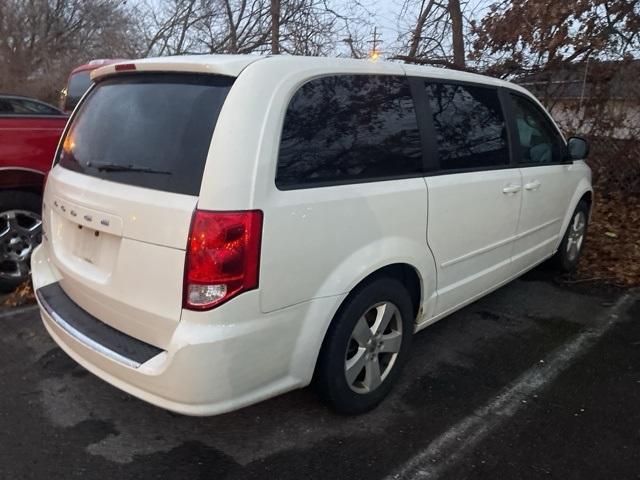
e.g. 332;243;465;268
386;291;638;480
0;304;39;319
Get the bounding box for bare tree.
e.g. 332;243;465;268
141;0;352;57
141;0;215;56
448;0;465;68
406;0;437;59
0;0;141;102
393;0;471;69
271;0;281;53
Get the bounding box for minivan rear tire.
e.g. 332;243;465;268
313;277;413;414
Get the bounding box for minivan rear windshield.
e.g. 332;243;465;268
57;73;234;196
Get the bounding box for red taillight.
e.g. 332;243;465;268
183;210;263;310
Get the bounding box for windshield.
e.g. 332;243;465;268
57;73;234;195
65;71;93;110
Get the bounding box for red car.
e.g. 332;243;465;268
60;59;122;113
0;95;67;291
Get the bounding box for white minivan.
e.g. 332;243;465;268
32;55;592;415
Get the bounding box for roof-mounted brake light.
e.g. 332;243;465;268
115;63;137;72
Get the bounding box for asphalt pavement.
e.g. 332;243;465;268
0;269;638;480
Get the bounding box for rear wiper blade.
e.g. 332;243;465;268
88;162;172;175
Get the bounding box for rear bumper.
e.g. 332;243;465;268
36;282;163;368
31;245;343;416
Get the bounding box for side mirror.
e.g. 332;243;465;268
567;136;589;160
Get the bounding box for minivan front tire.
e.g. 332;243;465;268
553;200;590;272
314;277;414;414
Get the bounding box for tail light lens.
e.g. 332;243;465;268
184;210;263;310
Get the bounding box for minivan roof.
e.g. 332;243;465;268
92;54;526;94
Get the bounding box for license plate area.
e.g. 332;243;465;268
49;204;122;283
73;225;101;265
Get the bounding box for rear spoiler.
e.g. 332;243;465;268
92;55;264;81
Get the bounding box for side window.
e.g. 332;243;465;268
276;75;423;188
10;99;60;115
425;82;509;170
510;94;564;164
0;99;13;113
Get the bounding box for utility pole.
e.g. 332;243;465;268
368;26;382;60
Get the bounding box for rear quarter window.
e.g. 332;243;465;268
58;73;234;196
276;74;423;189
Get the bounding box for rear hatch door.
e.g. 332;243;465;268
43;72;234;348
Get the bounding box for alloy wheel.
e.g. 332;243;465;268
344;301;403;394
0;210;42;284
566;211;586;262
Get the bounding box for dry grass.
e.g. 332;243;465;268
575;193;640;287
1;281;36;307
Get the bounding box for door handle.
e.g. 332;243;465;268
502;184;522;194
524;180;541;191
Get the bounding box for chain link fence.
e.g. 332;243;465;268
587;137;640;195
